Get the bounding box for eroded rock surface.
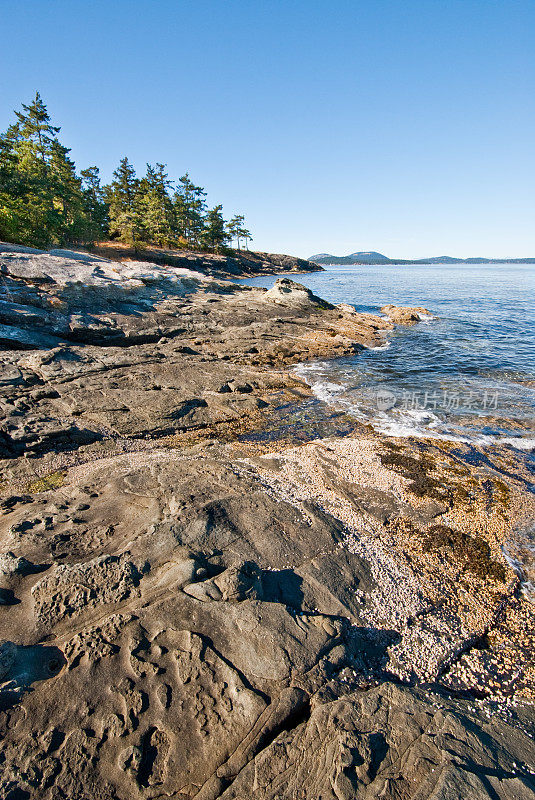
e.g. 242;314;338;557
0;245;533;799
0;248;390;461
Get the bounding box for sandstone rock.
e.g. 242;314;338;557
212;560;262;601
0;551;42;604
264;278;335;309
0;640;17;679
31;554;143;629
219;683;535;799
0;241;531;799
226;380;253;393
182;578;223;601
0;641;65;711
336;302;357;314
0;242;43;254
0;323;60;350
0;551;38;579
381;304;431;324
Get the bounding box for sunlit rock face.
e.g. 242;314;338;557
1;242;532;800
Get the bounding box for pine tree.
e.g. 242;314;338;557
14;92;60;164
81;166;108;242
239;221;252;250
0;121;34;245
105;157;143;247
49;139;86;243
173;173;207;247
202;204;229;252
0;93;254;253
0;93;57;247
138;163;175;246
0;92;88;248
226;215;242;249
226;214;252;250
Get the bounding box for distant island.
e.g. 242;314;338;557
309;250;535;265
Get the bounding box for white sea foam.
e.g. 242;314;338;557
294;364;535;450
369;410;535;448
370;413;466;442
369;421;535;450
401;409;440;424
308;381;344;403
293;361;330;382
292;349;535;451
366;341;391;351
294;361;329;374
307;379;535;449
498;437;535;450
503;530;535;602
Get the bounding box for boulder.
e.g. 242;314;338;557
336;302;357;314
264;278;335;309
381;304;431;324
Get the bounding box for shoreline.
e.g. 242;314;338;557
1;247;534;798
292;359;535;451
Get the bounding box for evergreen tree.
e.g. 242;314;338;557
14;92;60;164
226;215;242;249
49;139;86;243
0;93;254;253
105;157;143;247
202;204;229;252
226;214;252;250
80;166;108;242
0;120;37;245
173;173;207;247
138;163;174;246
0;92;88;248
242;227;252;250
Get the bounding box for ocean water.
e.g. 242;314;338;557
237;263;535;448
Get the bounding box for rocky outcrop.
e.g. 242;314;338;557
0;244;533;799
263;277;335;309
31;554;144;629
381;304;431;324
83;241;324;278
0;247;393;459
0;441;533;798
220;683;535;800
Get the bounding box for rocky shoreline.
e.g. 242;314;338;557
0;245;534;799
76;240;325;280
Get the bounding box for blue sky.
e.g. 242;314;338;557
1;0;534;258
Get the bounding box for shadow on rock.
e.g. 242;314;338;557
258;568;305;610
0;642;66;711
0;588;20;606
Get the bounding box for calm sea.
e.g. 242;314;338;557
237;263;535;449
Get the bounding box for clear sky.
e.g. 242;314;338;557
1;0;534;259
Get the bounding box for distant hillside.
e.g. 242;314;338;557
309;251;535;265
309;251;391;265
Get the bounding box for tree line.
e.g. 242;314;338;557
0;93;252;252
